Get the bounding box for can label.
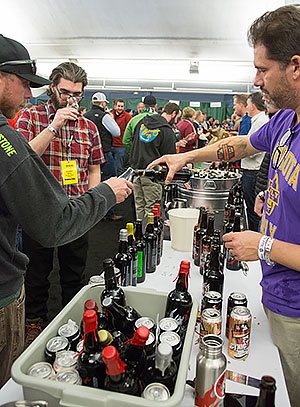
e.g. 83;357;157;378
200;309;221;337
200;245;210;273
195;370;225;406
228;309;251;359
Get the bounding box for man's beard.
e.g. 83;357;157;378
0;83;24;119
262;73;299;111
50;92;67;111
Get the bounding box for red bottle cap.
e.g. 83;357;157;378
84;299;98;312
152;207;158;216
180;261;190;274
130;326;150;346
102;345;126;375
83;309;98;334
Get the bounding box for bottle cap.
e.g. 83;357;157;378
147;213;154;223
102;297;113;308
99;329;113;346
83;310;98;333
103;258;115;280
119;229;128;241
179;261;190;274
126;223;134;235
84;299;98;312
131;326;150;346
155;342;173;376
102;345;126;375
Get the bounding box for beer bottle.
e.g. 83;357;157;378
80;299;108;336
135;220;147;283
100;258;126;307
213;229;225;273
122;326;150;378
114;229;132;286
255;376;276;407
224;189;234;224
77;310;106;388
102;345;140;396
200;215;215;275
144;213;157;273
165;261;193;329
152;207;162;265
145;342;177;394
194;208;208;267
154;202;164;258
203;244;224;297
135;164;192;184
126;223;138;286
226;213;242;271
111;330;128;355
193;206;205;262
101;297;141;338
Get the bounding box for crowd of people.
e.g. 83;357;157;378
1;4;300;407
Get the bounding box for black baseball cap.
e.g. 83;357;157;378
0;34;50;88
144;95;157;106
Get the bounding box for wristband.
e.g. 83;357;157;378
258;190;265;202
47;125;58;136
258;235;268;260
265;237;275;266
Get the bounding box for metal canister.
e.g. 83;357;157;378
201;291;223;313
159;331;182;366
142;382;170;400
45;336;70;364
53;350;77;373
200;308;221;337
88;275;105;285
228;306;252;360
27;362;55;380
159;317;180;335
145;331;156;359
58;319;80;351
135;316;156;335
195;335;226;407
55;369;82;385
226;292;248;338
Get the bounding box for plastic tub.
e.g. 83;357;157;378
12;285;198;407
168;208;199;252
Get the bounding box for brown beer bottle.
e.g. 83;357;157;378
194;208;208;267
135;220;147;283
193;206;205;262
255;376;276;406
122;326;150;377
126;223;138;286
200;215;214;275
135;164;192;184
203;243;224;297
226;213;242;271
144;213;157;273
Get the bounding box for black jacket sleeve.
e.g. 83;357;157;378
255;152;270;195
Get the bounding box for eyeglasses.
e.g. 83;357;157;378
271;128;294;170
0;59;37;74
55;85;84;102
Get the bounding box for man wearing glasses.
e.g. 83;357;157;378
0;35;132;387
16;62;105;347
150;6;300;405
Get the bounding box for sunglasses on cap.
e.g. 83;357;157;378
0;59;36;74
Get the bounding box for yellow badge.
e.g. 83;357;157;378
60;160;79;185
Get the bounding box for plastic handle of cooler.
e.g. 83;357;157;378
203;180;217;190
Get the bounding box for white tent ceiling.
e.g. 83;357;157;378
2;0;292;95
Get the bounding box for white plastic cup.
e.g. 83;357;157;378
168;208;200;252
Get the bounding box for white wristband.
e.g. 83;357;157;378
258;235;268;260
258;235;275;266
47;125;58;136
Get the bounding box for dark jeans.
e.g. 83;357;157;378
23;232;88;320
101;151;116;218
241;169;260;231
112;146;126;176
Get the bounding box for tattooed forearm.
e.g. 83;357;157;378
216;137;248;161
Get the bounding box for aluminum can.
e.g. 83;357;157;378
76;339;84;353
44;336;70;364
57;319;80;351
228;306;252;360
55;369;82;385
88;275;104;285
195;335;226;407
226;292;248;338
0;402;48;407
159;317;180;334
200;308;221;337
145;331;156;359
159;331;182;366
142;382;170;400
201;291;223;313
53;350;77;373
135;316;156;335
27;362;55;380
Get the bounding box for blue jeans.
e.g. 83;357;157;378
112;146;126;176
101;151;116;218
241;169;260;231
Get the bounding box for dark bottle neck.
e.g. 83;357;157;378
206;218;214;236
135;222;143;240
84;330;100;353
109;372;124;383
118;239;128;253
104;264;118;291
227;190;234;205
209;246;220;271
200;211;208;229
146;222;154;234
233;215;241;233
109;301;127;319
175;272;188;292
128;234;135;246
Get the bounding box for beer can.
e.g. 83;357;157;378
159;331;182;366
142;383;170;400
55;369;82;385
228;306;252;360
27;362;55;380
88;275;105;286
76;339;84;354
53;350;77;373
226;292;248;338
45;336;70;364
201;291;223;313
135;316;156;335
200;308;221;337
57;319;80;351
159;317;180;335
145;331;156;359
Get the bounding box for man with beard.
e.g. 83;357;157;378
17;62;104;346
149;6;300;405
130;102;181;220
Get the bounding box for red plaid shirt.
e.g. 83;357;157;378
17;100;104;199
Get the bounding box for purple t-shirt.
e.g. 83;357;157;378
250;109;300;317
